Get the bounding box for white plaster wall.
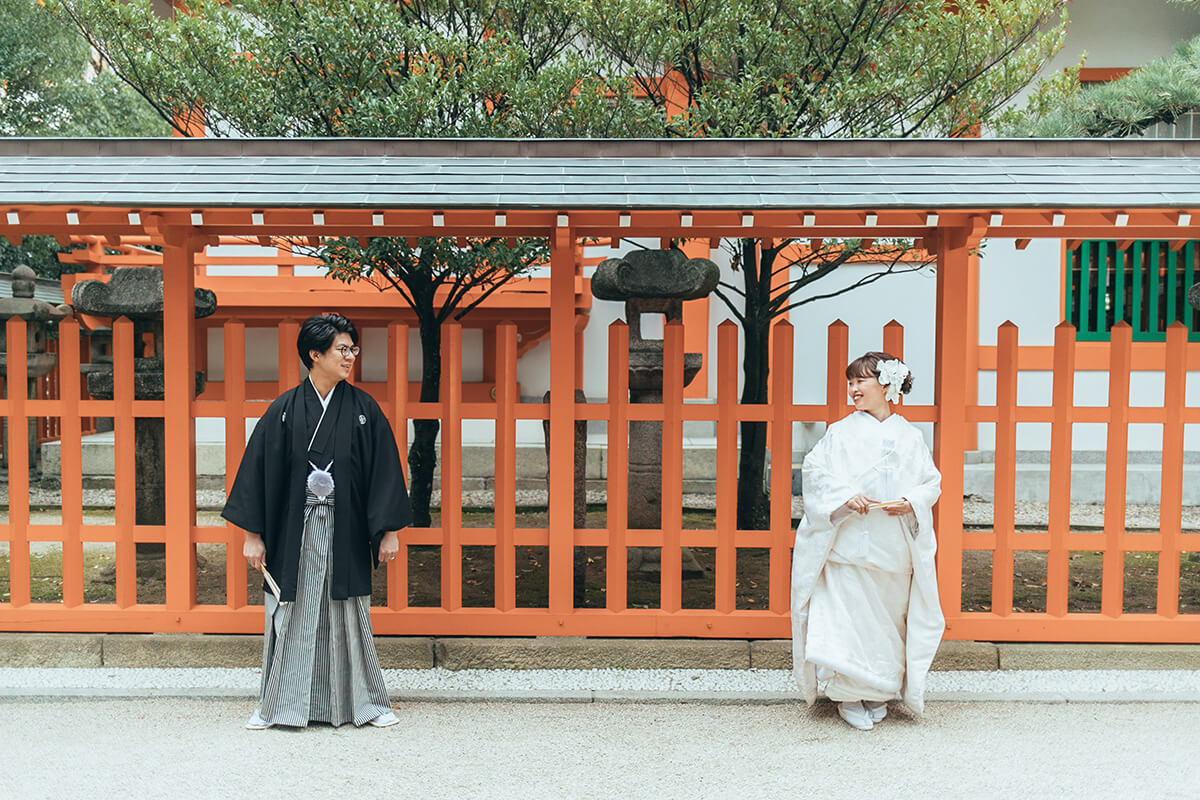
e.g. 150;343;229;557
206;326;284;382
203;243;279;277
1043;0;1200;73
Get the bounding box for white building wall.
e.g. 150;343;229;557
1042;0;1200;73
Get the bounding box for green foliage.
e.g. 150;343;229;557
318;235;549;323
1012;34;1200;137
576;0;1069;137
59;0;1067;138
0;236;75;278
0;0;164;135
55;0;657;137
1007;0;1200;137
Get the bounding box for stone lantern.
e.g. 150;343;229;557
592;249;719;574
71;267;215;547
0;265;72;475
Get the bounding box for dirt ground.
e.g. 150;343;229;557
3;505;1199;613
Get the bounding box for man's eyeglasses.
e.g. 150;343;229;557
333;345;361;358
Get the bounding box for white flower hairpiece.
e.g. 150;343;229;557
876;359;910;403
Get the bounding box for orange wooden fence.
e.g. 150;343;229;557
2;311;1199;641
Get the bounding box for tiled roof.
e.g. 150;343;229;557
1;138;1199;209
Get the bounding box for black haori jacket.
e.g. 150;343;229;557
222;380;412;601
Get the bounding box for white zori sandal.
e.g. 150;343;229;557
245;710;272;730
368;709;400;728
863;700;888;723
837;701;874;731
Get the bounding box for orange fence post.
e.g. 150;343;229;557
163;240;198;613
386;322;410;611
548;230;576;615
1047;320;1077;617
113;318;136;608
769;320;794;613
965;247;981;451
661;320;684;613
1101;321;1132;618
606;321;630;612
826;320;849;425
6;318;31;606
714;320;738;613
494;322;518;612
277;320;300;393
440;323;463;612
1158;322;1187;617
58;321;84;607
223;320;248;609
933;223;980;628
991;321;1019;617
882;320;905;398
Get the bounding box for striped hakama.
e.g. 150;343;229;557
257;488;392;727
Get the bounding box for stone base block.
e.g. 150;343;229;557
749;639;793;669
103;633;262;667
375;637;435;669
932;640;999;670
435;637;751;670
0;632;103;667
998;643;1200;670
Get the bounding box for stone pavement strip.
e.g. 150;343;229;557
6;633;1200;672
0;696;1196;800
2;666;1200;704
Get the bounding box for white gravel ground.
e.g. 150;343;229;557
0;696;1196;799
2;666;1199;703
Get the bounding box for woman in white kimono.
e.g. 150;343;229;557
790;352;943;730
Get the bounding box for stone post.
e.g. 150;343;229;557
71;267;214;554
0;265;72;477
591;249;718;576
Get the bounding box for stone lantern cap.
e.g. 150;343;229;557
591;249;720;301
71;266;216;319
0;265;72;322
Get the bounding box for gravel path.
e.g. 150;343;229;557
3;666;1199;703
0;695;1194;799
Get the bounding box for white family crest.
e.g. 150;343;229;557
358;414;367;425
876;359;910;403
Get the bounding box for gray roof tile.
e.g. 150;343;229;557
2;140;1200;210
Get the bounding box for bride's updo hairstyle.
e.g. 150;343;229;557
845;351;914;395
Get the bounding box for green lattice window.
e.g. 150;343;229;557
1065;240;1200;341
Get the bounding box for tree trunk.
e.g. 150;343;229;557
408;316;441;528
736;238;773;530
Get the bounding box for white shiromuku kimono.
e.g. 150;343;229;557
790;411;944;714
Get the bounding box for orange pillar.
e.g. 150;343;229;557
933;221;983;631
680;239;712;400
964;248;981;450
162;234;198;613
548;227;577;615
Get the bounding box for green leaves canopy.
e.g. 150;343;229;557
56;0;1067;139
319;235;549;324
577;0;1068;137
1;0;163;136
54;0;657;137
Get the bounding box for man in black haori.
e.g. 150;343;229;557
223;314;411;730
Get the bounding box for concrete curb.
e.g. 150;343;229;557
1;633;1197;671
2;686;1194;704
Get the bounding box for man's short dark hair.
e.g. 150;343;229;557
297;314;358;369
